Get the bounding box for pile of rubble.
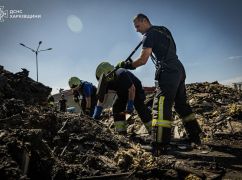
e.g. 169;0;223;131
0;65;51;105
0;66;242;179
186;81;242;140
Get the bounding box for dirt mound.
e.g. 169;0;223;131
186;81;242;139
0;66;242;179
0;66;51;105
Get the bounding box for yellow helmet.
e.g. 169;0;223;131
95;62;114;80
68;77;81;88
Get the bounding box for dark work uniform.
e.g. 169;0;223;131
143;26;202;151
59;98;67;112
107;68;152;133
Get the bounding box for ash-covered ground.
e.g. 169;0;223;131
0;66;242;180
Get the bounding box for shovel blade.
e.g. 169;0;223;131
97;74;108;103
125;113;132;121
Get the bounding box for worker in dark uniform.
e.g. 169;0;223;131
117;13;202;154
58;94;67;112
93;62;152;134
68;77;97;116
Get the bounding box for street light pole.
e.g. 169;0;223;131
36;51;38;82
19;41;52;82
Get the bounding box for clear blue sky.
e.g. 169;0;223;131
1;0;242;94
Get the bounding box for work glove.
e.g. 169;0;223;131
126;100;134;114
92;106;103;119
116;60;136;70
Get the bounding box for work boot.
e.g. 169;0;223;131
183;120;202;145
151;142;169;156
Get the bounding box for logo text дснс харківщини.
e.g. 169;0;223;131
0;6;41;22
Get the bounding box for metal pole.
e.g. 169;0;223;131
36;52;38;82
19;42;52;82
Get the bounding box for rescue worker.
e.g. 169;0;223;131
93;62;152;134
68;77;97;116
117;13;202;154
58;94;67;112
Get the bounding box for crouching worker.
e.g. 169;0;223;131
93;62;152;134
68;77;97;116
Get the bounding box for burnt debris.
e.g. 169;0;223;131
0;66;242;179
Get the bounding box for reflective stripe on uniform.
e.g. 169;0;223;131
114;121;127;132
152;95;172;143
152;119;171;128
152;95;172;128
158;96;165;121
182;113;196;123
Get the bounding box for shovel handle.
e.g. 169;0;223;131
106;41;142;78
126;41;142;62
